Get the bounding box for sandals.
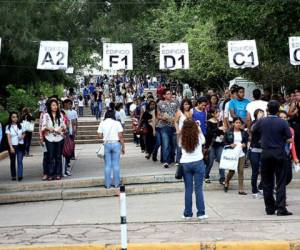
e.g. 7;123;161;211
238;191;247;195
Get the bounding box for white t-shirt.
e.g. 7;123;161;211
126;93;134;103
180;134;205;163
130;103;137;113
78;100;84;107
105;98;111;108
233;131;245;157
97;118;123;142
5;124;25;145
224;101;233;122
119;109;126;124
246;100;268;121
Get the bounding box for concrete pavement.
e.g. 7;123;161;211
0;189;300;246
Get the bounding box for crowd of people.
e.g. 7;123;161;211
1;74;300;218
128;84;299;218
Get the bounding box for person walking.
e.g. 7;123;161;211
249;109;265;198
97;108;125;189
192;97;208;135
246;89;268;130
78;96;84;117
204;108;225;185
21;107;35;157
6;112;26;181
253;101;292;216
223;117;248;195
229;86;250;124
157;89;179;168
42;99;66;181
180;119;207;220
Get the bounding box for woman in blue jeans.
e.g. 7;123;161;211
180;119;207;220
97;108;125;189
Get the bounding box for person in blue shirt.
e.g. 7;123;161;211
192;97;208;135
89;83;95;94
229;86;250;123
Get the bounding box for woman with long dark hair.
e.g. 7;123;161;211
21;107;34;157
223;117;249;194
6;112;26;181
140;100;157;159
180;119;207;220
174;98;193;166
42;99;66;181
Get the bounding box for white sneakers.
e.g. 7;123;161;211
252;192;263;199
197;215;209;220
182;215;209;220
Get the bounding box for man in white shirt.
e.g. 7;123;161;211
246;89;268;129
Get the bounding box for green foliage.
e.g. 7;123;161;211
1;0;300;92
5;85;38;113
5;82;64;114
0;111;8;125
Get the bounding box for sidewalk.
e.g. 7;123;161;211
0;189;299;246
3;143;299;184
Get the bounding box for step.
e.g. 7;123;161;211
31;134;134;142
3;179;300;204
31;139;134;146
0;174;179;194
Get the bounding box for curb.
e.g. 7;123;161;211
0;150;8;160
0;241;299;250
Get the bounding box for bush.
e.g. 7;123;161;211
0;111;8;125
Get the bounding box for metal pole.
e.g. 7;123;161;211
120;185;127;250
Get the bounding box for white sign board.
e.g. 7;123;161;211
37;41;68;70
289;37;300;65
228;40;259;69
160;43;189;70
103;43;133;70
65;67;74;74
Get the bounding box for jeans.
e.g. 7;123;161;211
152;127;162;161
45;139;64;178
43;151;49;175
9;145;24;178
104;142;121;188
176;145;182;163
161;126;177;164
249;150;262;194
24;131;32;155
79;107;83;117
205;145;225;181
94;102;102;120
182;160;206;217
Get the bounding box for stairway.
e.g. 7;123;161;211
31;118;134;146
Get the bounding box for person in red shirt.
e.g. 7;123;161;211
157;83;165;100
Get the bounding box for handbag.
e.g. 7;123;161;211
175;163;183;180
219;145;242;171
293;162;300;173
63;134;75;158
96;125;114;159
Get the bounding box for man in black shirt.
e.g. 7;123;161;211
253;101;292;216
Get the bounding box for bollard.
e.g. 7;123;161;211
120;185;128;250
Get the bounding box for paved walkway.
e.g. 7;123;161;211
3;143;297;185
0;189;299;246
